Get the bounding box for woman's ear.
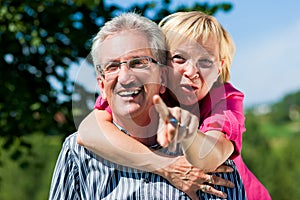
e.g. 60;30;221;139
218;58;225;75
97;76;107;100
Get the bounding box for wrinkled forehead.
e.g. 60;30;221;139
100;48;153;63
97;30;152;62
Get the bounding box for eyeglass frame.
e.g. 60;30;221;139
96;56;162;79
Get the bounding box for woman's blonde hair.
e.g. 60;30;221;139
159;11;235;83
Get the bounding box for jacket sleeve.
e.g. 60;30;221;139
200;86;246;159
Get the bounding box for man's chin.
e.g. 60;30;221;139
113;105;142;118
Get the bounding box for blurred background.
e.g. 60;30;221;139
1;0;299;199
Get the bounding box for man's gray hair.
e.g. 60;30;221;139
91;12;167;75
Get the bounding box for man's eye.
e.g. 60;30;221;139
197;59;213;68
130;58;149;68
132;58;147;65
105;63;119;72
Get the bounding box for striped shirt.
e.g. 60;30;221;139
49;133;246;200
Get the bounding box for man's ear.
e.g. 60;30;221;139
159;66;167;94
97;76;107;100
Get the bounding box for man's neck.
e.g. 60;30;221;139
113;112;159;147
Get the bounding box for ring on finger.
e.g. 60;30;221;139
184;166;192;175
178;123;189;131
201;185;208;192
169;116;180;127
169;116;189;131
208;175;213;184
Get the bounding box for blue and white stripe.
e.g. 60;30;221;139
49;133;246;200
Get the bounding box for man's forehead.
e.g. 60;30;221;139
99;48;153;62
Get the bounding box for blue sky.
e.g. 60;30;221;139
213;0;300;107
72;0;300;107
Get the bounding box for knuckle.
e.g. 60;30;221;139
173;107;181;114
206;186;213;192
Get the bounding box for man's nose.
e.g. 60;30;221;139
117;63;135;84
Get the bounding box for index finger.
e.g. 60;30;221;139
153;95;169;122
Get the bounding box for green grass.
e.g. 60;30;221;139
0;133;63;200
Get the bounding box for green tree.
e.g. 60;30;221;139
243;89;300;199
0;0;232;199
0;0;232;155
271;91;300;123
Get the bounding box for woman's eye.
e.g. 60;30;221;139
197;59;213;68
171;55;186;64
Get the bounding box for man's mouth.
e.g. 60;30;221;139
118;88;142;97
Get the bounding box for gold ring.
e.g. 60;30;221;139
184;166;192;175
201;185;208;192
179;123;189;131
208;175;213;184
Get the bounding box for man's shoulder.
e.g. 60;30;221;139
61;132;87;156
63;132;78;147
65;132;106;157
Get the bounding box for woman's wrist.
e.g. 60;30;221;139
153;156;179;178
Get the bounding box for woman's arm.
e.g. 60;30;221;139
77;109;174;171
181;130;234;171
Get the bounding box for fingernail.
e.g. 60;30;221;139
159;139;167;147
228;167;234;172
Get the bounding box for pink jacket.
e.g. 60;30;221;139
198;83;271;200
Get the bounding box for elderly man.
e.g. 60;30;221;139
49;13;190;200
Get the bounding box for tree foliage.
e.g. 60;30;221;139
0;0;232;161
243;94;300;199
0;0;232;195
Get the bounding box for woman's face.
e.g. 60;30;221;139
167;34;222;106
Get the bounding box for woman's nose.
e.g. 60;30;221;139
183;61;200;79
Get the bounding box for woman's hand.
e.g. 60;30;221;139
153;95;199;151
155;156;234;200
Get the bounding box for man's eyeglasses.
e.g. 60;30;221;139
97;56;161;78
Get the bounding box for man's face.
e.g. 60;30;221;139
97;30;165;125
